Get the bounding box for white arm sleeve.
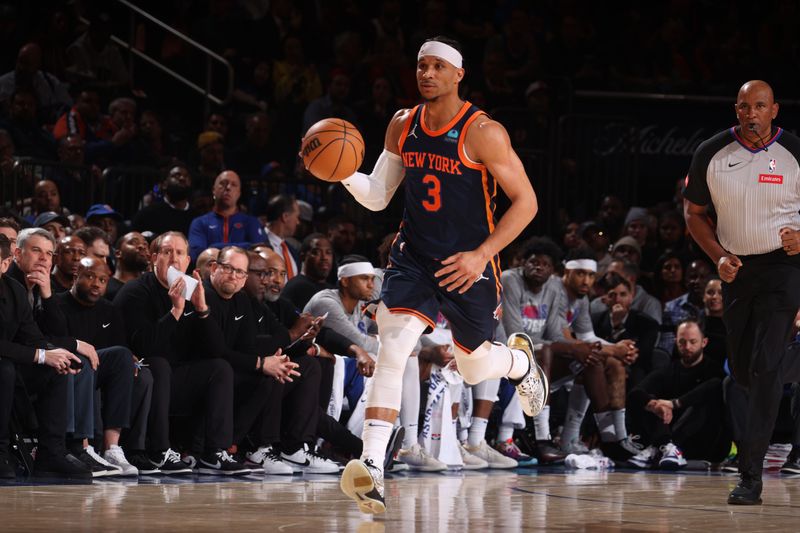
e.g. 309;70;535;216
341;149;404;211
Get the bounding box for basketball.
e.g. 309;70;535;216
301;118;365;182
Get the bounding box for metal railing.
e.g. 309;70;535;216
83;0;234;117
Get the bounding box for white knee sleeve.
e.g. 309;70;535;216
471;378;500;402
455;341;517;385
364;302;428;411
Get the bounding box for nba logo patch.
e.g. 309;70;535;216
769;159;777;172
445;129;459;142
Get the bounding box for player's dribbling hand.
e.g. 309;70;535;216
780;227;800;256
435;249;489;294
716;254;742;283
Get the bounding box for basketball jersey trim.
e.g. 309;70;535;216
458;111;489;171
397;105;420;153
419;101;472;137
387;306;436;329
453;338;473;354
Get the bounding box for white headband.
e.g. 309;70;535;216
337;262;375;280
564;259;597;272
418;41;463;69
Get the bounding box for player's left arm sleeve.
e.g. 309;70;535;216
341;149;405;211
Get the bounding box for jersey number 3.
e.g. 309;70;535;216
422;174;441;212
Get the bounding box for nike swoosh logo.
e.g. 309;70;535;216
728;162;742;167
201;460;222;469
183;311;194;317
283;458;311;467
209;225;217;229
258;316;263;323
102;323;111;328
234;315;244;321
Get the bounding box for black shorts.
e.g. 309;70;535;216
380;233;501;352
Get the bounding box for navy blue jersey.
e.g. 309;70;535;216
398;101;497;261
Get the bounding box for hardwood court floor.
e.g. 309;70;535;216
2;468;799;532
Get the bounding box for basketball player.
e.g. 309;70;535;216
329;36;548;514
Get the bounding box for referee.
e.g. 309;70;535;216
683;80;800;505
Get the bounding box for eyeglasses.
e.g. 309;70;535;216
248;268;286;281
218;262;248;279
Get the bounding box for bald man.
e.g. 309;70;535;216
684;80;800;505
0;43;71;122
187;171;265;260
52;235;87;293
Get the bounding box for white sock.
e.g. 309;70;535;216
612;409;627;441
497;424;514;443
458;425;468;443
507;348;530;381
560;385;590;444
467;417;489;447
593;411;616;442
533;406;551;441
360;419;394;473
400;357;421;449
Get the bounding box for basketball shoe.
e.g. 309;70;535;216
507;333;548;417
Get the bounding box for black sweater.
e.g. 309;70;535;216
628;356;725;410
114;272;212;365
54;291;127;349
0;274;49;364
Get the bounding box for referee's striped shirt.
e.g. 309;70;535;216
683;126;800;256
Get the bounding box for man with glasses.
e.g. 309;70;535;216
188;170;264;261
115;231;246;475
203;246;340;474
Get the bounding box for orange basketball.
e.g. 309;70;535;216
301;118;365;182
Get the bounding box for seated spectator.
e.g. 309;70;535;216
132;164;195;237
263;194;301;279
195;247;220;282
85;203;122;247
0;217;20;254
203;246;339;474
74;225;112;266
0;233;89;480
282;233;334;309
657;259;713;355
551;248;640;461
302;68;358;134
66;11;129;90
326;216;357;284
581;221;611;274
54;134;102;215
33;211;68;241
627;320;729;469
657;210;687;256
114;231;245;475
228;112;279;178
561;221;583;253
98;97;153;167
53;87;114;142
596;195;626;243
205;112;229;138
54;256;144;476
244;249;370;462
107;232;149;301
8;227;122;477
0;88;57;159
23;179;70;224
592;273;659;387
610;235;642;267
194;131;225;191
653;251;686;306
51;235;87;293
0;43;71;124
590;259;662;324
188;171;265;260
622;206;658;273
701;278;726;371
